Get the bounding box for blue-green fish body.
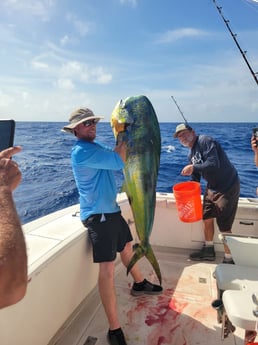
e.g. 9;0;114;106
111;95;162;284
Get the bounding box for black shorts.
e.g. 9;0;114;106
203;178;240;232
82;211;133;263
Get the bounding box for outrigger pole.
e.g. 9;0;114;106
213;0;258;86
171;96;189;125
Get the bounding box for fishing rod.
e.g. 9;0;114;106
213;0;258;86
171;96;189;125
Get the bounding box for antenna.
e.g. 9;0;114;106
213;0;258;86
171;96;189;124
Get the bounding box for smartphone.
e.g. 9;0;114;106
0;119;15;152
253;127;258;147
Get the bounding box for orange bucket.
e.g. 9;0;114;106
173;181;202;223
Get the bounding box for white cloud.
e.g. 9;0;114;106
22;46;113;88
60;61;82;76
91;67;112;84
0;90;14;108
66;13;94;37
59;35;79;47
59;61;112;85
74;20;92;37
60;35;69;46
156;28;209;44
21;92;29;100
56;78;75;91
31;61;49;70
96;73;113;84
119;0;138;7
1;0;55;21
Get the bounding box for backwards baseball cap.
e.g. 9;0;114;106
62;107;104;133
173;123;193;138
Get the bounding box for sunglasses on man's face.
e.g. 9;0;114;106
83;119;98;127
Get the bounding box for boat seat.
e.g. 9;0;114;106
214;234;258;294
223;235;258;267
214;264;258;293
214;235;258;338
222;290;258;331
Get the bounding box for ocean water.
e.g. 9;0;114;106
12;121;257;225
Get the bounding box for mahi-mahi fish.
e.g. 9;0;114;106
111;95;162;284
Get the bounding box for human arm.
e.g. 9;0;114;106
251;136;258;167
0;147;27;308
181;136;218;181
181;164;194;176
114;141;127;163
73;140;125;170
180;164;201;183
191;138;220;174
180;136;212;178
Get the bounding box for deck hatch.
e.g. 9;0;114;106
199;277;207;284
84;336;97;345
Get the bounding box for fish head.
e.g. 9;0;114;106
111;99;133;138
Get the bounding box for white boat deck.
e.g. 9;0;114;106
0;193;257;345
49;247;253;345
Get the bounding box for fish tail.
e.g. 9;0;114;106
145;244;162;285
126;244;145;276
127;243;162;285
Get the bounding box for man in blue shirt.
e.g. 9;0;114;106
174;123;240;265
63;108;162;345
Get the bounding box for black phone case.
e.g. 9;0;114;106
0;119;15;151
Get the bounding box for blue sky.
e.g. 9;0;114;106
0;0;258;122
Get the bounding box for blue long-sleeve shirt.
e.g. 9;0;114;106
189;135;239;192
71;139;124;220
